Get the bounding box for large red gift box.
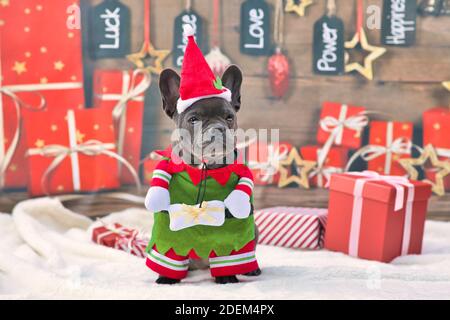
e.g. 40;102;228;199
316;102;367;149
324;172;432;263
0;0;85;189
255;207;327;249
367;121;414;176
423;107;450;190
93;69;150;185
24;108;124;196
300;145;348;187
247;142;292;185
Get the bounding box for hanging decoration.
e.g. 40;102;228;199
285;0;314;17
89;0;131;59
398;145;450;196
381;0;417;46
268;0;290;98
172;0;204;68
278;148;317;189
313;0;345;75
418;0;450;16
127;0;170;75
240;0;271;56
205;0;231;76
344;0;387;80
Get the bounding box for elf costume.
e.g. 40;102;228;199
144;25;259;280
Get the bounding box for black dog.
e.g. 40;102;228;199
156;65;261;284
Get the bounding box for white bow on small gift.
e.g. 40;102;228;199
168;201;225;231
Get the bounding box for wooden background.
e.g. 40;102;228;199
2;0;449;218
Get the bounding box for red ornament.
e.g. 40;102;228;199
267;49;290;98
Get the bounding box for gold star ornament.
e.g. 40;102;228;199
398;145;450;196
285;0;313;17
127;43;170;75
345;28;386;80
278;148;316;189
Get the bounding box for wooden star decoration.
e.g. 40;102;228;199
285;0;313;17
278;148;316;189
344;28;386;81
127;43;170;75
443;81;450;91
398;144;450;196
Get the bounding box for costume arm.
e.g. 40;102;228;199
145;160;172;212
224;165;254;219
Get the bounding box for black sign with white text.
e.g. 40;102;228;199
240;0;271;56
313;15;345;75
173;10;204;68
382;0;417;46
89;0;131;59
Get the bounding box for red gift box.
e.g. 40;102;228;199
93;69;150;185
92;223;149;258
368;121;413;175
423;107;450;190
92;223;130;247
247;142;292;185
23;108;136;196
114;233;149;258
0;1;85;189
300;145;348;187
316;102;367;149
255;207;328;249
324;172;432;263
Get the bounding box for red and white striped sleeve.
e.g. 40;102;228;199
150;160;173;189
234;165;254;197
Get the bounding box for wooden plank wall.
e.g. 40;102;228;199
80;0;450;217
84;0;450;154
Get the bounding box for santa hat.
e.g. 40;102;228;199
177;24;232;114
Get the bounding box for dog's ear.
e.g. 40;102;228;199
221;65;243;112
159;69;181;118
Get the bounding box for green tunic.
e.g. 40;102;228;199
147;171;255;258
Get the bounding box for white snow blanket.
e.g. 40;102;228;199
1;197;450;300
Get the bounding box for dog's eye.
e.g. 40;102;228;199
188;116;199;125
226;115;234;122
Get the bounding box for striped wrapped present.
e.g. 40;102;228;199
254;207;328;249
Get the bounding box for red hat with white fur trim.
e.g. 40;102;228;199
177;24;232;114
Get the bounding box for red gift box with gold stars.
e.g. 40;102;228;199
93;69;150;185
367;121;414;176
23;108;123;196
300;145;348;188
0;0;85;189
316;102;367;149
423;107;450;190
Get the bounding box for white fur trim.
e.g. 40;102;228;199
224;190;251;219
145;186;170;213
183;24;195;37
176;87;232;114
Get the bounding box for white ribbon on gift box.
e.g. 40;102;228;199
316;105;369;180
308;147;344;188
26;110;141;194
345;122;413;174
248;144;289;183
0;52;83;188
95;70;151;176
347;171;415;257
168;201;226;231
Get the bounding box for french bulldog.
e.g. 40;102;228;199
155;65;261;284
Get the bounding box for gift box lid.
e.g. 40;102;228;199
329;173;432;203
